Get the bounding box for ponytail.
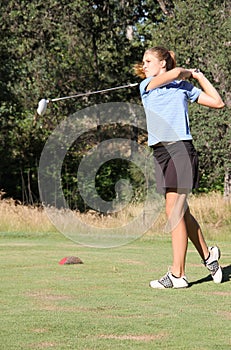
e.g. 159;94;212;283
167;50;176;70
133;62;146;79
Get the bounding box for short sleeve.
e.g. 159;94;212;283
183;81;202;103
139;77;153;97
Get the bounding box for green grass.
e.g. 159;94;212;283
0;232;230;350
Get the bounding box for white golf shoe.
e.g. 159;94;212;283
203;246;223;283
149;272;189;289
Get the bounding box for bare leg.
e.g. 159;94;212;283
184;206;209;260
155;189;220;287
165;189;189;277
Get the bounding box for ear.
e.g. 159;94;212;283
160;60;166;68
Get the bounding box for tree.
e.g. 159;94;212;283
0;0;230;204
133;0;230;196
0;0;163;203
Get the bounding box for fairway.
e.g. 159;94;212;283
0;232;230;350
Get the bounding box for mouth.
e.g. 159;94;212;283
144;70;150;77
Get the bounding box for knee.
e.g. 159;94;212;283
165;201;188;220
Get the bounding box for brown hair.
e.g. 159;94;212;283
133;46;176;79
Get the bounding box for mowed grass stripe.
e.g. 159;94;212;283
0;234;230;350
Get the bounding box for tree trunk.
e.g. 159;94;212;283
156;0;174;16
224;169;231;200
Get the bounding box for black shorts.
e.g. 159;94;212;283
151;141;199;194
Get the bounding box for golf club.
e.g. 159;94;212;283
37;82;138;116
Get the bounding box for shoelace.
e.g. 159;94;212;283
159;273;174;288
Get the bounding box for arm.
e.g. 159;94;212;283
146;67;192;91
190;70;225;109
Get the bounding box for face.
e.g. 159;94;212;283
142;52;166;78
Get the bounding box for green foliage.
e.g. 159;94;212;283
140;0;230;193
61;124;149;211
0;0;230;206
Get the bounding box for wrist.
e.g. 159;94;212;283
176;68;191;80
183;68;192;79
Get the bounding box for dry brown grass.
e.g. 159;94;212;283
0;198;56;234
187;192;231;240
146;192;231;240
0;192;230;240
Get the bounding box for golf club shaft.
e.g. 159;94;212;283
50;83;138;102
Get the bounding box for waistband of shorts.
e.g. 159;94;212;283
150;140;192;149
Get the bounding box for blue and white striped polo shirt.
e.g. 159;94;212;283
140;77;201;146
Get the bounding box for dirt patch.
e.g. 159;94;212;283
26;290;73;311
98;332;167;341
31;328;49;333
205;291;231;296
187;263;203;267
26;291;71;301
0;242;36;247
120;258;145;265
217;311;231;320
29;341;57;349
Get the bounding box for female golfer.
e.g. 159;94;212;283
134;46;225;288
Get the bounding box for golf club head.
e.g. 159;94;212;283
37;99;49;116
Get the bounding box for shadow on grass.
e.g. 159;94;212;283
189;265;231;287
